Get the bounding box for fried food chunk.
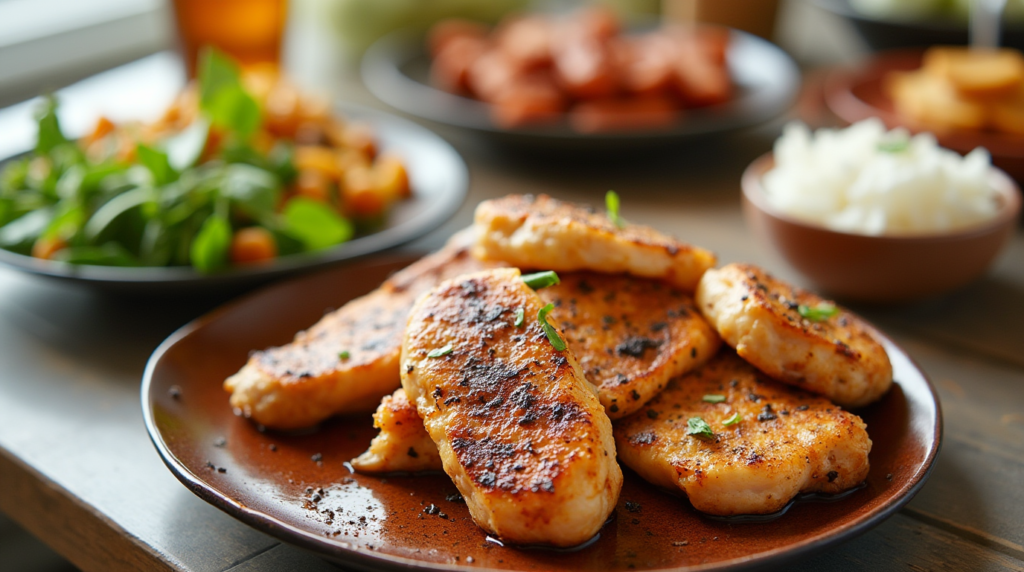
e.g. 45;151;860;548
695;264;892;408
401;268;622;547
615;350;872;515
473;194;716;291
350;389;443;473
352;272;721;473
224;229;500;429
539;272;720;419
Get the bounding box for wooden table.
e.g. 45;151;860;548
1;53;1023;572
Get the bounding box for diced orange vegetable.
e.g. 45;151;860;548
264;82;301;138
432;36;488;94
295;146;342;179
323;119;348;148
32;236;67;261
337;148;371;177
230;227;278;265
373;154;411;199
570;96;679;133
343;165;387;218
340;123;377;159
428;18;489;58
82;116;116;148
296;170;333;202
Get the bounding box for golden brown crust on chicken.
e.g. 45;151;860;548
696;264;893;408
540;272;721;419
350;389;444;473
615;350;872;516
473;194;716;291
401;268;622;547
224;229;501;429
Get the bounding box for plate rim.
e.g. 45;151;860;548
360;26;801;143
0;103;468;289
141;256;943;572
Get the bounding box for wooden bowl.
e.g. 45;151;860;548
742;153;1022;303
824;49;1024;183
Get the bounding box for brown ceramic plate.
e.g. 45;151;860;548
823;49;1024;182
143;255;942;571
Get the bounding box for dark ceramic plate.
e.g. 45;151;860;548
143;254;942;571
0;104;466;294
361;28;799;152
824;49;1024;183
812;0;1024;52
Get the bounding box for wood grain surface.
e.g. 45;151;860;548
0;53;1022;572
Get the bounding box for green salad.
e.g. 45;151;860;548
0;49;405;273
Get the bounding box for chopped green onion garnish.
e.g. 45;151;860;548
723;413;742;426
877;139;910;153
703;394;726;403
427;344;453;358
514;307;524;327
798;303;839;322
338;350;350;360
606;190;625;229
538;303;566;352
522;271;560;290
686;417;714;440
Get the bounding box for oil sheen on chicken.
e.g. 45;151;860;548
696;263;893;408
224;229;499;429
401;268;622;547
473;194;716;291
615;350;872;516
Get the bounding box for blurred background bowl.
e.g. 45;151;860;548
811;0;1024;51
741;153;1022;303
824;49;1024;183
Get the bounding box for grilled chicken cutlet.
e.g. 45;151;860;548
351;389;443;473
352;272;720;473
224;229;499;429
696;264;892;408
539;273;720;419
615;350;872;515
401;268;622;547
473;194;716;291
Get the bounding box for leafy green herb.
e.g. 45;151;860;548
52;243;136;267
338;350;350;360
197;48;260;138
723;413;742;426
702;394;726;403
164;118;209;171
606;190;625;229
136;144;177;186
84;187;156;241
686;417;714;440
221;164;279;221
282;198;353;250
877;139;910;153
538;303;566;351
522;270;560;290
34;95;68;156
427;344;453;358
514;307;524;328
798;303;839;322
0;209;54;254
190;214;232;273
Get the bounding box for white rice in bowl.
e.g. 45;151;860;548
763;118;1001;236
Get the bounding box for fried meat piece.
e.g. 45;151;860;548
473;194;715;291
696;264;892;408
401;268;622;546
615;350;872;515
